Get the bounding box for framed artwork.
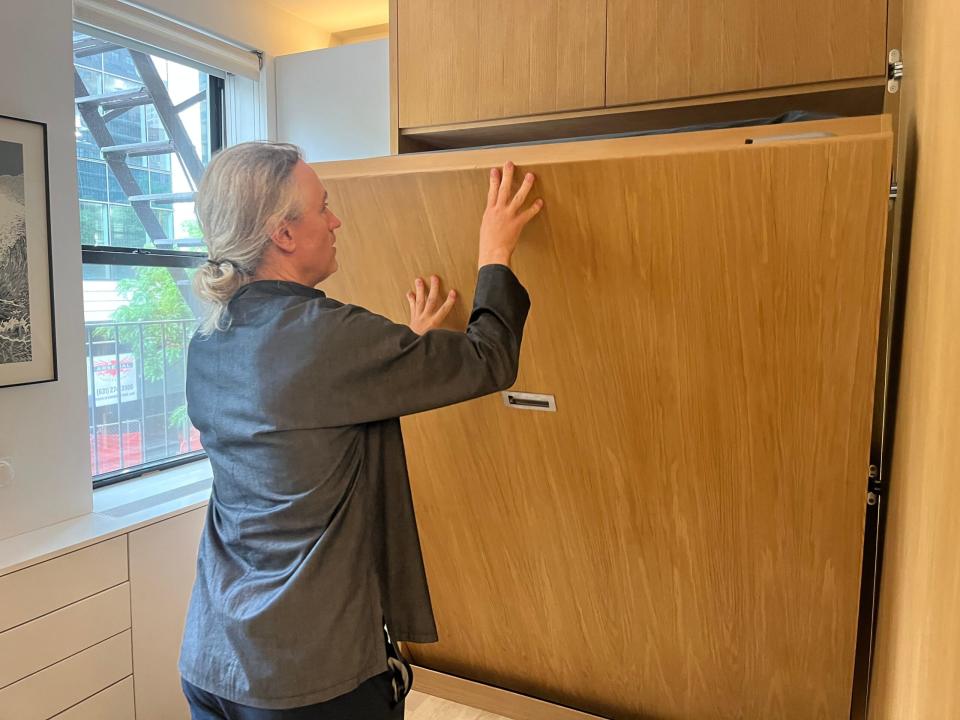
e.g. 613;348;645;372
0;113;56;388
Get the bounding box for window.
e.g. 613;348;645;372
73;29;225;486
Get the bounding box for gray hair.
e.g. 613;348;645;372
193;141;304;335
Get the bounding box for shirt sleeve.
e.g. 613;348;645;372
308;263;531;427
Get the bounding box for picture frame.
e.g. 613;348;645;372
0;113;57;388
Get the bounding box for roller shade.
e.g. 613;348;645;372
73;0;262;80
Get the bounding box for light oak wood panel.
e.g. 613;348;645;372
51;678;135;720
397;0;605;128
607;0;888;107
868;0;960;717
882;0;904;163
0;583;130;689
0;631;132;720
0;537;127;633
314;117;892;719
317;115;886;178
129;508;205;720
397;0;479;128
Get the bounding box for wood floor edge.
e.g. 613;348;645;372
410;665;610;720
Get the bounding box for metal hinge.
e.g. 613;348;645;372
866;464;882;507
867;464;881;506
888;49;904;93
889;181;899;200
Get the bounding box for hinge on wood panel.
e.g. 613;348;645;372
888;49;904;93
888;167;899;208
866;464;881;506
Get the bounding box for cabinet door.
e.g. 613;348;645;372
607;0;888;106
397;0;606;127
313;116;891;719
128;508;205;720
53;678;135;720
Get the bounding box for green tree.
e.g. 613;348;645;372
94;266;196;431
179;217;202;240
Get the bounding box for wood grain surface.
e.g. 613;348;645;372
607;0;887;107
313;116;892;719
397;0;605;127
867;0;960;716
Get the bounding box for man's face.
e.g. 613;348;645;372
286;160;342;285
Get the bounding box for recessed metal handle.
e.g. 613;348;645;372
502;391;557;412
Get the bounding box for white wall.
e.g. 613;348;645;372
140;0;332;141
0;0;94;539
275;40;390;162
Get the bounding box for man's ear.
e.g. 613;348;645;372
269;221;296;254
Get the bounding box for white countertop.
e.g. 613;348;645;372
0;459;213;577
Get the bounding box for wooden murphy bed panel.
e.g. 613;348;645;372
313;115;893;719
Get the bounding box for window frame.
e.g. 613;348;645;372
73;34;227;488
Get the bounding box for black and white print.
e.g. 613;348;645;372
0;139;31;365
0;114;55;388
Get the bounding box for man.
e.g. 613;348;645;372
179;142;543;719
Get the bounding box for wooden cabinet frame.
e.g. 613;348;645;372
389;0;902;155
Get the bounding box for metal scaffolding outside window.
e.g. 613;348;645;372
73;30;225;487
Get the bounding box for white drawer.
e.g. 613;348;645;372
0;630;132;720
51;677;135;720
0;583;131;689
0;537;128;633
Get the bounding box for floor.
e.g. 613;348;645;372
405;691;513;720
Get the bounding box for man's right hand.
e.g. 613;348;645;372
478;161;544;269
407;275;458;335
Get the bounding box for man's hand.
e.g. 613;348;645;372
407;275;458;335
478;161;544;269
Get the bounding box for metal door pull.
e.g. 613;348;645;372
502;392;557;412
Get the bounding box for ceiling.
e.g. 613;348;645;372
267;0;388;34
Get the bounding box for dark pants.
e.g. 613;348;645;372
181;671;405;720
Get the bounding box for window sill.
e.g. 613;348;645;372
0;459;212;577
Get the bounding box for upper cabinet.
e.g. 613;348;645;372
606;0;888;106
397;0;606;127
392;0;894;147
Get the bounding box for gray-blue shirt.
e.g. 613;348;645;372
178;264;530;709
